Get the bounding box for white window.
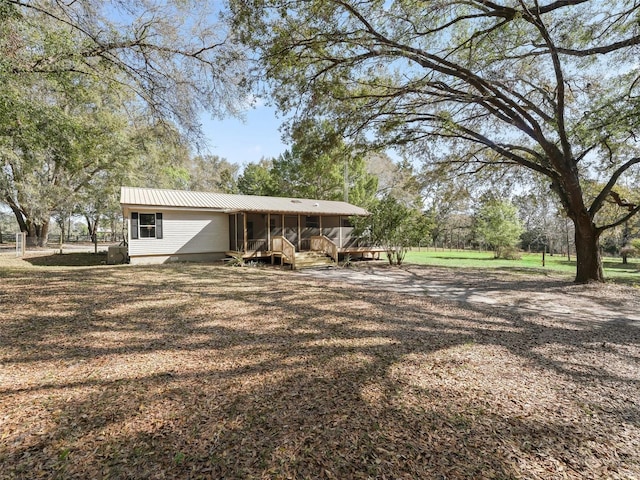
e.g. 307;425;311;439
131;212;163;239
139;213;157;238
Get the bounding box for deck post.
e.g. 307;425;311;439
339;215;343;248
297;215;301;250
243;213;248;253
319;215;323;238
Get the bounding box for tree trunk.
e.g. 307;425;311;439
25;219;50;247
573;214;604;283
38;221;49;247
26;222;38;247
110;218;117;242
552;160;604;283
6;201;28;241
385;250;394;265
565;219;571;261
85;215;99;254
59;218;65;254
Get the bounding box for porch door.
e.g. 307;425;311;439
302;215;320;251
270;215;282;250
284;215;298;249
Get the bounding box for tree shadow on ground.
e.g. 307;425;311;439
557;258;639;271
602;260;639;271
24;252;108;267
1;263;639;479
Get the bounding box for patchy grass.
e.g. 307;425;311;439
1;257;639;479
404;249;640;284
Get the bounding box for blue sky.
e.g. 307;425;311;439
200;104;289;166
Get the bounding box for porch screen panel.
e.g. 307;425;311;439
341;217;356;248
270;215;282;238
236;213;244;251
322;216;340;244
247;214;265;239
229;215;236;251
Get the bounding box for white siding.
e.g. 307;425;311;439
128;210;229;258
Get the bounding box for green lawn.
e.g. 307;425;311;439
403;248;640;284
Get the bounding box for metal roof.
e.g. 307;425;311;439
120;187;369;216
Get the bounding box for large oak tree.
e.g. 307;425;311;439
1;0;246;245
228;0;640;282
0;69;135;245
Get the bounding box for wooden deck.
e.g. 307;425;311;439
226;246;385;260
227;236;385;268
226;250;273;259
339;246;385;254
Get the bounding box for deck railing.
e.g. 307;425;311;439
272;236;296;269
246;238;267;252
310;235;338;263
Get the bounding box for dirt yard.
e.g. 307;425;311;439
1;256;639;479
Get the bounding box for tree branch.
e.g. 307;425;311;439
521;0;573;161
540;35;640;56
597;204;640;233
589;157;640;216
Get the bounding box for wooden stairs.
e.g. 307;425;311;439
293;251;335;269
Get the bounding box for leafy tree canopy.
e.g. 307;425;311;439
474;198;524;259
1;0;248;244
238;120;378;206
365;152;422;205
0;66;136;244
353;194;432;265
186;155;239;194
3;0;246;139
237;159;275;196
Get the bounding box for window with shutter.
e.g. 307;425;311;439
131;212;163;239
139;213;156;238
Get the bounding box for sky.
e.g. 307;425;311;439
199;104;290;166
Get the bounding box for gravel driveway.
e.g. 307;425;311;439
300;264;640;324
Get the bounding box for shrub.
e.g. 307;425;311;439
620;245;638;264
225;253;245;267
496;245;522;260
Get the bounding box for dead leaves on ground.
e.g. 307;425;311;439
1;261;639;479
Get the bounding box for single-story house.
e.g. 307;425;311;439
120;186;380;266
